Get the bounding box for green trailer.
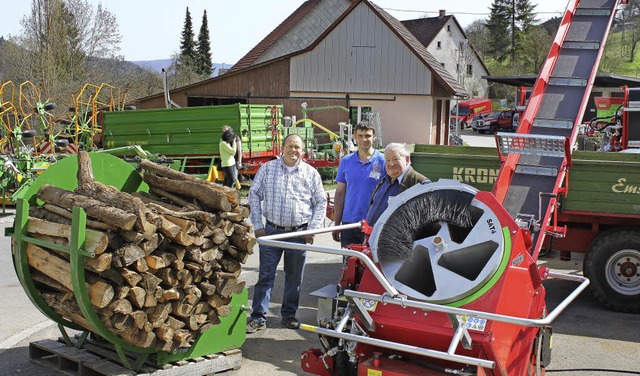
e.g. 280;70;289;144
101;104;339;179
411;144;640;313
102;104;283;177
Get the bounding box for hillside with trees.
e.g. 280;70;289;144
467;0;640;101
0;0;215;114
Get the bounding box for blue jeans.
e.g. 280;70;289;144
340;224;365;248
250;223;307;323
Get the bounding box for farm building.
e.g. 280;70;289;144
401;10;490;98
135;0;468;145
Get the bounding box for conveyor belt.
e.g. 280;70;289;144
494;0;622;256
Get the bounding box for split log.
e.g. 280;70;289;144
143;174;231;212
27;217;109;254
155;326;174;343
220;212;245;222
147;202;219;226
42;293;95;331
139;159;240;206
76;151;159;239
29;234;113;273
131;311;148;330
26;243;114;309
37;184;137;231
105;299;133;315
121;269;142;287
149;187;199;210
42;204;117;231
219;257;242;274
231;205;250;219
132;191;184;212
226;246;249;264
147;304;171;328
215;304;233;317
229;232;256;254
114;286;130;300
211;228;227;244
165;215;197;234
31;270;70;293
29;206;71;225
129;286;146;309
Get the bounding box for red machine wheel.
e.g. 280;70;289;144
584;229;640;313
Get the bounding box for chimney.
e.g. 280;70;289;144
439;10;446;17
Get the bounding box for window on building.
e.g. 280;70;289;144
456;63;460;73
437;41;442;49
447;25;451;32
466;64;473;76
441;63;445;68
349;106;372;125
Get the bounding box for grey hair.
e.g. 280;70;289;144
385;143;410;158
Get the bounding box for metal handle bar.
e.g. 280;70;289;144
258;223;589;327
344;270;589;328
300;323;496;369
258;222;400;297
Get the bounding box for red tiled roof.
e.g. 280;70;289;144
227;0;322;74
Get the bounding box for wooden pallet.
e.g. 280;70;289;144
29;339;242;376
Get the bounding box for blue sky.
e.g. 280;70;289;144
1;1;569;63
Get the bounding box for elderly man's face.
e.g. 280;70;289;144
384;150;410;179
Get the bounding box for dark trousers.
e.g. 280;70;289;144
222;165;238;188
340;225;365;248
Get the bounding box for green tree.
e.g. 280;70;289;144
196;10;213;76
486;0;537;63
617;0;640;62
486;0;511;62
465;19;489;59
179;7;197;68
2;0;123;111
519;25;553;73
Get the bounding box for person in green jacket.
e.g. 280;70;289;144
220;126;238;188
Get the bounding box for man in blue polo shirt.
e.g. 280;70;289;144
332;121;385;247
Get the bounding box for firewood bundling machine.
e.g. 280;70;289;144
259;0;628;373
259;180;589;375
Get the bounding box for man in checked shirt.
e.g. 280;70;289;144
246;133;327;332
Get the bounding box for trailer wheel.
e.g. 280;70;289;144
584;230;640;313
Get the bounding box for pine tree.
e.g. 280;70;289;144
196;10;213;76
179;7;196;68
486;0;511;62
486;0;537;63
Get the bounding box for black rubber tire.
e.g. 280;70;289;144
43;102;57;111
489;125;497;134
21;129;37;138
478;130;486;134
583;229;640;313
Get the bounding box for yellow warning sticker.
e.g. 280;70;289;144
368;369;383;376
361;299;378;312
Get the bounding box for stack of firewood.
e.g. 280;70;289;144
24;152;255;352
